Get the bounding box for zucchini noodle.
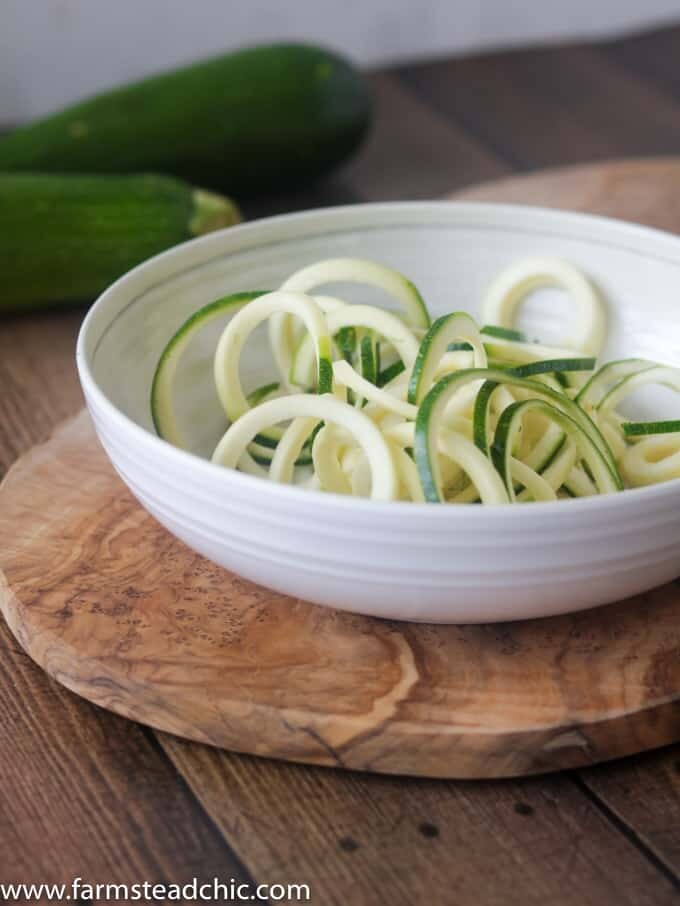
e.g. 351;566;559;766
483;256;606;356
149;256;680;503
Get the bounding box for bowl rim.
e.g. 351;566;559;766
76;199;680;520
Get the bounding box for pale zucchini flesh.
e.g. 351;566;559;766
150;255;680;503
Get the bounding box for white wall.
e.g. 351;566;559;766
2;0;680;121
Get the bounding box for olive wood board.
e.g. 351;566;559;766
1;160;680;779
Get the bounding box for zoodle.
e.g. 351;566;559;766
152;256;680;502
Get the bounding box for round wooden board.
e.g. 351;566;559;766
1;159;680;779
1;410;679;779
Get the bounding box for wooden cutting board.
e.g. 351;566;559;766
1;160;680;779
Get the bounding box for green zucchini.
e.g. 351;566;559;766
510;357;596;379
377;359;405;387
407;312;486;405
491;399;620;499
151;291;265;449
416;367;623;492
480;325;528;342
0;44;372;195
0;172;240;312
622;420;680;437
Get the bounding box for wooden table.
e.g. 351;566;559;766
2;25;680;906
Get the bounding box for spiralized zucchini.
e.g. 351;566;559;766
151;256;680;503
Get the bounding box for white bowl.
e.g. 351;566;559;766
77;202;680;623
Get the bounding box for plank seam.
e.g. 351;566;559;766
395;69;528;171
143;729;265;893
599;42;680;109
570;773;680;890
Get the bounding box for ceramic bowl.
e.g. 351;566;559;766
77;202;680;622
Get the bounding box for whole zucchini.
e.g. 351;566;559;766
0;44;372;195
0;172;240;312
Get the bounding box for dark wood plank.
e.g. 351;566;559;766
160;739;679;906
1;29;679;903
444;80;680;881
556;27;680;860
165;38;679;902
604;25;680;98
399;43;680;171
0;309;85;475
0;313;256;889
579;748;680;881
341;72;509;200
0;627;252;889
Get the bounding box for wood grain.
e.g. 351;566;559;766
342;72;509;200
2;30;680;902
450;157;680;232
0;308;85;472
605;25;680;99
1;410;679;780
579;748;680;878
0;312;256;892
161;740;680;906
400;44;680;170
449;150;680;887
0;648;251;891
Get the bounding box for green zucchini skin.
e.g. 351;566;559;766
0;172;240;312
0;44;372;195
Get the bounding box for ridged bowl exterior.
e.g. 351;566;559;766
77;203;680;622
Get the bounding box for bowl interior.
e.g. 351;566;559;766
84;204;680;459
